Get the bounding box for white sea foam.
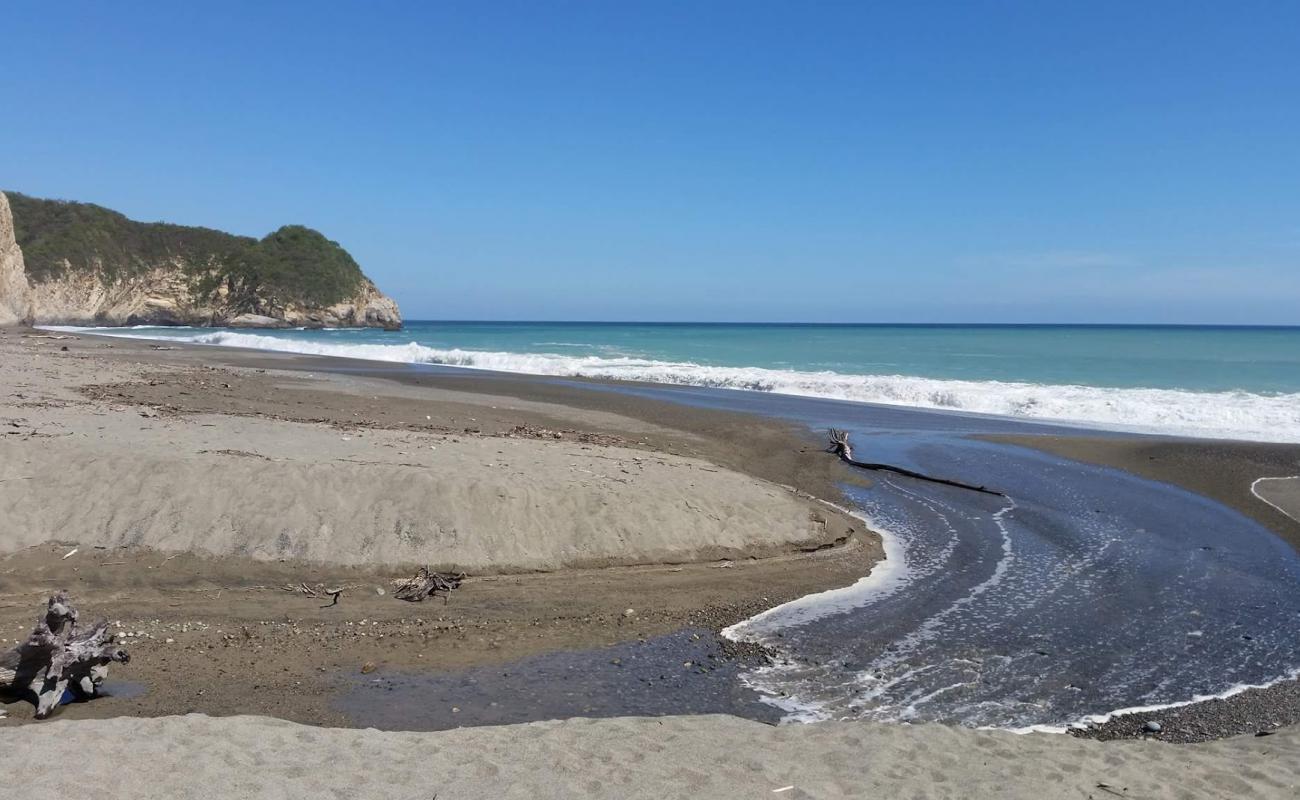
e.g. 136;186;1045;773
1251;476;1300;523
1062;666;1300;731
721;502;911;723
45;327;1300;442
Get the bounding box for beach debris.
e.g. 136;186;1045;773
286;582;344;608
826;429;1006;497
1144;720;1162;733
360;661;377;674
0;591;131;719
394;567;465;602
61;547;78;560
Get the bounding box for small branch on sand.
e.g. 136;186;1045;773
827;429;1006;497
0;592;131;719
394;567;465;602
285;582;345;608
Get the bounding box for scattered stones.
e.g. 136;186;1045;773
1074;677;1300;743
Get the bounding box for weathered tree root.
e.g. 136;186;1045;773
394;567;465;602
827;428;1006;497
0;591;130;719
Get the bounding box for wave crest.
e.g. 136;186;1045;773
56;328;1300;442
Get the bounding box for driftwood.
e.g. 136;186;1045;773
827;429;1005;497
287;582;345;608
394;567;465;602
0;592;130;718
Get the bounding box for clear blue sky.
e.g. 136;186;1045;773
4;2;1298;323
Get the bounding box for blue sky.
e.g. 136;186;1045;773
3;2;1298;323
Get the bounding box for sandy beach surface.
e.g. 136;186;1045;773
0;327;875;726
5;712;1298;799
3;326;1300;797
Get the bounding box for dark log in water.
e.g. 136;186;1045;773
827;428;1005;497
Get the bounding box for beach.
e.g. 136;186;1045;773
7;713;1299;799
3;326;1300;796
0;327;874;726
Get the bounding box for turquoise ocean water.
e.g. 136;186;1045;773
54;322;1300;442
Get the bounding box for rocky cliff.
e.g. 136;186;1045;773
0;191;401;329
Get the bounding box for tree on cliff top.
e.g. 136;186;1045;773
5;192;365;308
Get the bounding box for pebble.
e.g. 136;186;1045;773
1145;721;1163;733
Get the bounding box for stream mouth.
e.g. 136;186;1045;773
724;433;1300;729
583;383;1300;730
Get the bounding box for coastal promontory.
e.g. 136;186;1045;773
0;191;400;329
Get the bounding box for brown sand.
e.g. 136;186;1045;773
0;327;874;725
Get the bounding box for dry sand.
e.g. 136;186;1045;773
0;330;854;571
4;712;1298;799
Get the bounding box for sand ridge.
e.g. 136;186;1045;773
0;331;853;571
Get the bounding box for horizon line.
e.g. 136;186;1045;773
398;319;1300;329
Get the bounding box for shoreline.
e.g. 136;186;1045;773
987;433;1300;552
46;320;1300;445
3;325;1300;745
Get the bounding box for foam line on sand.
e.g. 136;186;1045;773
1252;476;1300;523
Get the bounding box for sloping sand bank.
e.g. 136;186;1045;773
0;331;852;571
5;713;1297;799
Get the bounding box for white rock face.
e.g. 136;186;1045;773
0;191;402;330
0;193;33;326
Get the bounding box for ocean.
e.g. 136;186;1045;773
54;321;1300;443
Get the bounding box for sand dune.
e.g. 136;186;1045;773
4;713;1297;799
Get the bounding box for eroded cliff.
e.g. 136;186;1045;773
0;191;401;329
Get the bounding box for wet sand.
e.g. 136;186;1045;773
3;325;1299;750
988;434;1300;551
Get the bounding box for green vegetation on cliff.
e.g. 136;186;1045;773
6;192;365;308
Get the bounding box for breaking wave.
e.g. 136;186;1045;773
51;327;1300;443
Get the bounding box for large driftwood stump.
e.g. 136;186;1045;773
395;567;465;602
0;592;130;718
827;428;1006;497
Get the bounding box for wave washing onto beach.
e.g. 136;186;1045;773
47;327;1300;442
